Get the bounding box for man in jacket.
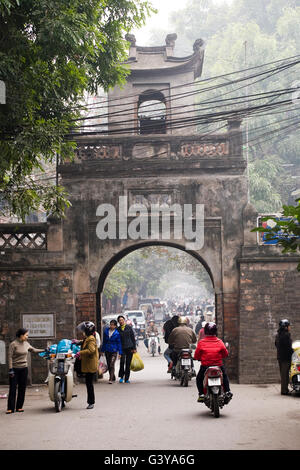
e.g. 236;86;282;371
275;319;293;395
194;322;232;403
117;315;136;383
167;316;197;369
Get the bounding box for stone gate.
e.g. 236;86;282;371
0;35;299;384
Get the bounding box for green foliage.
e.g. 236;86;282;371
0;0;154;220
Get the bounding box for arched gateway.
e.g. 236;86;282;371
0;35;299;385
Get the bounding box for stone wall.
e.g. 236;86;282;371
0;267;75;384
239;257;300;383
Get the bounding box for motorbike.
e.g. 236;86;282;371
171;348;196;387
201;366;231;418
133;326;140;347
148;333;159;356
40;339;79;412
290;340;300;393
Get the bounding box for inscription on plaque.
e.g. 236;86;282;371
181;142;229;158
22;314;55;338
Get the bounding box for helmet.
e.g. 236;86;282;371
279;319;290;329
77;321;95;336
178;316;188;325
204;322;217;336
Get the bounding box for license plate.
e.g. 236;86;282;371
208;377;221;386
181;359;191;366
56;353;66;359
297;375;300;382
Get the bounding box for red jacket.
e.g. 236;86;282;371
194;336;228;366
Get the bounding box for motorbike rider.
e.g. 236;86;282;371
145;320;161;354
76;321;99;409
163;314;179;372
167;316;197;370
275;319;293;395
194;322;232;403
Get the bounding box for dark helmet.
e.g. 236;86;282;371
204;322;217;336
279;319;290;329
77;321;96;336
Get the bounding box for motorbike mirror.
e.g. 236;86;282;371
190;344;196;350
225;342;229;348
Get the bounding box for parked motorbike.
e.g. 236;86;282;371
290;340;300;393
40;339;79;412
148;333;159;356
201;366;231;418
171;348;196;387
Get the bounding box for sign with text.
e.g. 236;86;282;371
22;314;55;338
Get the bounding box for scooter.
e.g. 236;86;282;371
148;333;159;356
202;366;231;418
171;348;196;387
290;340;300;393
40;339;79;412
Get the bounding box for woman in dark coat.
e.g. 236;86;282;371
100;320;123;384
117;315;136;383
275;319;293;395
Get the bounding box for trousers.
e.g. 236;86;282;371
105;352;118;381
85;373;95;405
7;367;28;412
118;348;133;381
278;360;291;394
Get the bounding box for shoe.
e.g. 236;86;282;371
86;404;94;409
197;394;205;403
16;409;24;412
6;410;13;414
224;391;233;404
125;380;130;384
281;391;290;395
168;361;173;371
119;378;123;383
108;380;113;384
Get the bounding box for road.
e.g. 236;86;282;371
0;342;300;451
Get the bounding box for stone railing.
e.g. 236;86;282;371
0;224;48;250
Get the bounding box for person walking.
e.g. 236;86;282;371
117;315;136;384
100;320;123;384
76;321;99;409
275;319;294;395
7;328;45;414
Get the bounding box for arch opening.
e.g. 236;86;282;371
96;242;216;334
137;90;167;134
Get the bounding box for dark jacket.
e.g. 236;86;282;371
117;325;136;350
275;329;293;361
101;327;123;355
163;316;179;343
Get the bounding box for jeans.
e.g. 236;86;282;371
7;367;28;412
105;352;117;381
196;365;230;395
85;373;95;405
164;347;172;364
118;348;133;382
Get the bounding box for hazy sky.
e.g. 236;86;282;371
132;0;232;45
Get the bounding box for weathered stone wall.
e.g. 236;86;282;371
239;256;300;383
0;267;75;384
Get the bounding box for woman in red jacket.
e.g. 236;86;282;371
194;322;233;402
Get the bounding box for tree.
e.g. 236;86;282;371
0;0;154;221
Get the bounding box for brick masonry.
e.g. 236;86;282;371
0;268;75;384
239;260;300;383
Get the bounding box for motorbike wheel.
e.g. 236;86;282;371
212;394;220;418
54;381;63;412
183;371;189;387
152;346;155;357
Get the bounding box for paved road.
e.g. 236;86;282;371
0;344;300;451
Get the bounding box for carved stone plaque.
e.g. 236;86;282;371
181;142;229;158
